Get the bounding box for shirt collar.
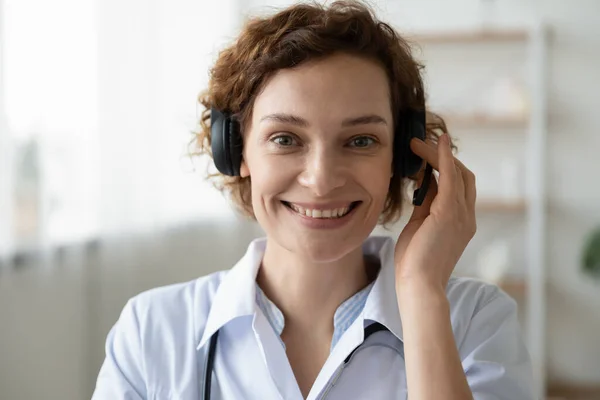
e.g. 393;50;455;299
197;238;265;350
256;278;375;352
255;283;285;337
197;235;402;349
361;235;404;342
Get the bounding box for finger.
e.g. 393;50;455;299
449;156;477;210
410;136;476;208
466;170;476;210
458;161;477;210
436;133;457;204
410;135;463;173
409;136;443;172
454;162;466;203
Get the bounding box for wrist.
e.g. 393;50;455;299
396;274;445;295
396;277;448;311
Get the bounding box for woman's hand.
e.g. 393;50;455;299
394;133;477;294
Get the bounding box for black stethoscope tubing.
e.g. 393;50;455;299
201;322;392;400
203;330;220;400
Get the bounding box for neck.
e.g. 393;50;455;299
256;239;377;336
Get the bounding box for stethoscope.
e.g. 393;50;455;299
201;322;401;400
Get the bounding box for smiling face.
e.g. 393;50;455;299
240;52;394;262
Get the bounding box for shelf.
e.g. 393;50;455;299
457;275;527;298
411;29;529;44
400;199;526;215
454;275;527;298
498;278;527;298
476;199;527;213
547;383;600;400
443;113;529;129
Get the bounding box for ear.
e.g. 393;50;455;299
240;159;250;178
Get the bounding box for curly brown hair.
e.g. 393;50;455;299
192;0;451;225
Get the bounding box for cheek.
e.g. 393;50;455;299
359;158;393;202
248;157;294;207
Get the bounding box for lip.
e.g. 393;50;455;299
285;201;356;209
282;201;361;230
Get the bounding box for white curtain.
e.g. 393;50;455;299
0;0;245;262
0;1;263;397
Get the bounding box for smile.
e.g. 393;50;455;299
281;201;361;219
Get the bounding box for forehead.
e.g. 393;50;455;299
251;53;392;125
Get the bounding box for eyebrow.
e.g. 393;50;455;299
260;113;309;127
342;114;388;127
259;113;388;127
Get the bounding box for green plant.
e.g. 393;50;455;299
582;226;600;277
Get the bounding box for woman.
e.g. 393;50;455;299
93;1;533;399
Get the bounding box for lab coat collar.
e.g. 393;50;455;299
196;235;403;350
197;238;266;350
361;235;404;343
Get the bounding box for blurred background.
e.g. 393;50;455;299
0;0;598;399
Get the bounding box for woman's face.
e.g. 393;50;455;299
241;52;394;262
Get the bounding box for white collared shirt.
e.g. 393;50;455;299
92;236;534;400
255;280;374;352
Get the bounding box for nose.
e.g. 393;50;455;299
297;146;347;197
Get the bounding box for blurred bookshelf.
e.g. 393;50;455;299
411;28;529;44
547;384;600;400
450;275;528;299
397;198;527;216
414;24;550;398
476;198;528;213
498;277;528;298
444;113;529;130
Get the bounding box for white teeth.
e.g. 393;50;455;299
287;203;355;219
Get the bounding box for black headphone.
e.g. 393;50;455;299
210;108;432;206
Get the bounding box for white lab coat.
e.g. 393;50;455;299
92;236;534;399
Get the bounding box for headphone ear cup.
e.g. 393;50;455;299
210;108;242;176
228;117;242;176
402;110;426;178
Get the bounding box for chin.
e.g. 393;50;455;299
287;230;370;263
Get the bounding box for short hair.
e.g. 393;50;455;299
192;0;452;225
